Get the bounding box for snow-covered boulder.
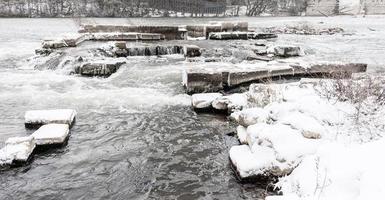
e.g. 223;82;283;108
248;84;283;107
280;112;325;139
25;109;77;129
235;107;270;127
191;93;222;109
236;125;248;144
230;123;320;178
212;93;248;112
0;136;36;165
32;124;70;145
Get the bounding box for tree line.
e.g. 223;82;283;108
0;0;308;17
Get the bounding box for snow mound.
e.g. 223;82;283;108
0;136;36;165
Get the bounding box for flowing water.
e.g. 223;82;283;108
1;16;385;199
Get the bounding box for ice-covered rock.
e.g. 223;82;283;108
212;93;248;112
0;136;36;165
25;109;77;129
191;93;222;109
32;124;70;145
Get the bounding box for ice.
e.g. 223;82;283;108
25;109;77;127
32;124;70;145
191;93;222;109
0;136;36;165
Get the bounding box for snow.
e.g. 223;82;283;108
191;93;222;109
32;124;70;145
25;109;77;126
0;136;36;165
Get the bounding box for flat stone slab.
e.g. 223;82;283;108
183;62;367;94
25;109;77;129
269;45;301;57
90;32;165;41
32;124;70;145
209;32;277;40
0;136;36;165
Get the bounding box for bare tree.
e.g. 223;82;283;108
246;0;278;16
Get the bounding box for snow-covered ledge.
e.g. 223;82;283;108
32;124;70;146
0;136;36;166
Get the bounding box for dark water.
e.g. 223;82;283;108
1;16;385;199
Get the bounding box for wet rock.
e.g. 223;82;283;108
191;93;223;109
248;33;278;40
32;124;70;145
25;109;77;129
184;45;201;57
270;45;301;57
0;136;36;166
115;41;127;49
42;39;67;49
75;61;125;77
35;48;54;56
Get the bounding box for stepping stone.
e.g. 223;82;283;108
192;93;223;109
32;124;70;145
25;109;77;129
0;136;36;165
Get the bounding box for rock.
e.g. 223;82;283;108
248;84;283;107
75;61;125;77
25;109;77;129
237;125;248;144
32;124;70;145
237;108;270;127
248;33;278;40
209;32;248;40
212;93;248;112
0;136;36;165
42;39;67;49
35;48;54;56
280;112;324;139
184;45;201;57
191;93;223;109
270;45;301;57
115;41;127;49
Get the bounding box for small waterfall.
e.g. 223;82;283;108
123;45;183;57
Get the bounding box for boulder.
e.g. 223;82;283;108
184;45;201;57
237;107;270;127
32;124;70;145
212;93;248;112
270;45;301;57
25;109;77;129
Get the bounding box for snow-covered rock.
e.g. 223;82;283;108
0;136;36;165
248;83;283;107
280;112;325;139
235;107;270;127
32;124;70;145
25;109;77;128
191;93;222;109
236;125;248;144
212;93;248;112
231;123;320;178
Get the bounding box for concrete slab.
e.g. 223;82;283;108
32;124;70;145
0;136;36;165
